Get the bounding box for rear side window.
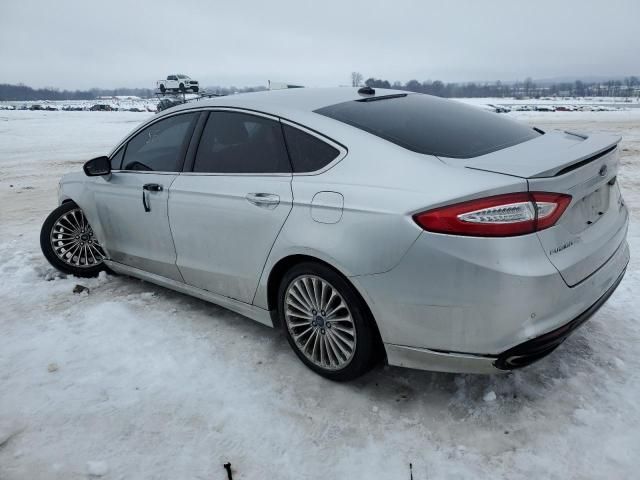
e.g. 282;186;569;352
193;112;291;174
315;94;540;159
282;125;340;173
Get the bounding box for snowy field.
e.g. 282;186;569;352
1;109;639;479
458;96;640;109
2;95;638;114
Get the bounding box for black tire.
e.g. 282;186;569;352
278;262;377;381
40;201;106;278
159;84;166;93
179;83;186;93
192;86;199;93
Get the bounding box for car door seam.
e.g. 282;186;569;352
166;174;186;283
250;175;295;306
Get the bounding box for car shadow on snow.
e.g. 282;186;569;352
41;267;614;423
345;321;611;421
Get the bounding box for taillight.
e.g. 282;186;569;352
413;192;572;237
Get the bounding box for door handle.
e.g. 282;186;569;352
246;193;280;209
142;183;163;212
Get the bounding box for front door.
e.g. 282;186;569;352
89;112;199;281
169;110;293;303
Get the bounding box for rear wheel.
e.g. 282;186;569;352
159;84;166;93
179;83;186;93
40;201;106;277
278;262;376;381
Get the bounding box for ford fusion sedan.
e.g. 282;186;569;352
40;87;629;380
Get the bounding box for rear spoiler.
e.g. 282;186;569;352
440;130;621;179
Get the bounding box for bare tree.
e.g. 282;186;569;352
351;72;363;87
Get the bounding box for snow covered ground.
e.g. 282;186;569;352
2;95;638;114
458;96;640;108
1;109;639;479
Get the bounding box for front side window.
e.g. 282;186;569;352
193;112;291;174
282;125;340;173
122;113;197;172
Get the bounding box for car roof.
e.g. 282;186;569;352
164;87;409;119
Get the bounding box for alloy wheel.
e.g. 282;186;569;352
284;275;357;370
49;208;105;268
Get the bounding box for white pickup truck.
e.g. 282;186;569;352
156;74;199;93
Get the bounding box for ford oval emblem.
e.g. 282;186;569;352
599;165;608;177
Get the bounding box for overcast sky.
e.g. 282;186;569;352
1;0;638;89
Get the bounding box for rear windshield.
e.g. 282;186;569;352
314;93;540;159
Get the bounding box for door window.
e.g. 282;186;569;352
110;147;124;170
193;112;291;174
122;113;198;172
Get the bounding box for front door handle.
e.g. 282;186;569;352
246;193;280;209
142;183;163;212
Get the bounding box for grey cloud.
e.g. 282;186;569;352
0;0;638;89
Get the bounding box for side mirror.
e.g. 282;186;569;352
83;156;111;176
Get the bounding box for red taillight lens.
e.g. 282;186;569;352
413;192;572;237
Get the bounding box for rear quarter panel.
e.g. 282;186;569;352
252;125;530;310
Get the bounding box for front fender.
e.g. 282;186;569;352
57;173;110;257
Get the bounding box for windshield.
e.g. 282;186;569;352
315;93;540;159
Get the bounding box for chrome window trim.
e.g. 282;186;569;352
109;170;177;175
180;172;292;177
107;106;348;177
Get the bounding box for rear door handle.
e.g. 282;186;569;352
142;183;163;212
246;193;280;209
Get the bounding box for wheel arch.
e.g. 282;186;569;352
265;254;385;355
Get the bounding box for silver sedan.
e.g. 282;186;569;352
40;87;629;380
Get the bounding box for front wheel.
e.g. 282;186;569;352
278;262;377;381
40;201;106;277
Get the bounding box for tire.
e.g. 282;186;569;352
278;262;377;381
159;84;166;93
192;86;199;93
179;83;185;93
40;201;106;278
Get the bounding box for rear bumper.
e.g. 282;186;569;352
353;228;629;373
494;264;626;369
383;262;627;374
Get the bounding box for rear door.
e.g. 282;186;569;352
91;112;199;281
168;110;293;303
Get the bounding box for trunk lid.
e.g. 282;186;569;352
441;130;628;286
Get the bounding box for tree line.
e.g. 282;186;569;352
3;77;640;101
360;75;640;98
0;83;266;101
0;84;157;101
